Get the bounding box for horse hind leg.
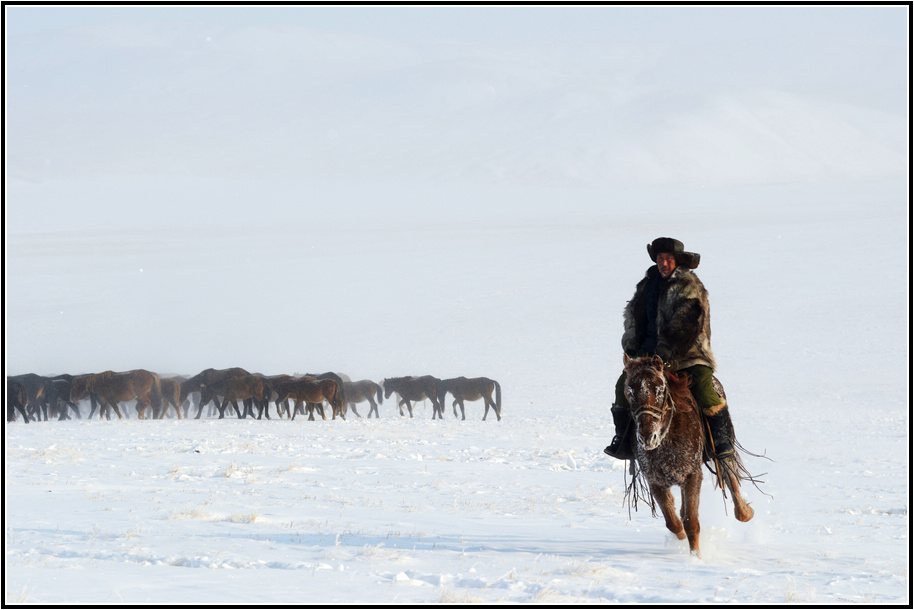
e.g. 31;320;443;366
108;400;124;420
487;396;501;421
719;458;754;522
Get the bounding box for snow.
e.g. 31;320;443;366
4;7;910;606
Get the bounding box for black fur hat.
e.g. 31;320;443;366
647;237;700;269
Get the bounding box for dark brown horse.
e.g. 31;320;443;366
70;369;163;420
7;378;30;423
200;374;271;419
623;355;706;557
181;367;250;419
383;376;442;419
437;377;502;421
9;373;52;421
47;375;83;420
257;374;296;418
273;377;344;421
343;380;383;418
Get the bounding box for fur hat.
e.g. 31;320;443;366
647;237;700;269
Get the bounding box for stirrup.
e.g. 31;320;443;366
715;445;735;459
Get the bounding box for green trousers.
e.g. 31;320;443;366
615;364;723;413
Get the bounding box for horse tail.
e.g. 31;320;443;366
332;381;343;412
375;382;383;404
150;372;164;416
494;379;501;411
335;376;346;409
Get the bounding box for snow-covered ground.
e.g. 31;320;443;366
5;185;909;605
4;7;909;605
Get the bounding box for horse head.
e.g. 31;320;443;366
382;378;398;400
623;355;674;451
69;375;93;403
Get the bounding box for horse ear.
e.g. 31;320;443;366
651;355;664;369
623;354;631;366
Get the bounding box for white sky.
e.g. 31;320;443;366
5;4;907;45
4;4;909;220
3;4;909;376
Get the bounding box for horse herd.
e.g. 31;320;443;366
6;369;503;424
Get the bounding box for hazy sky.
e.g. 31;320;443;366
6;4;907;189
6;4;906;45
4;4;908;376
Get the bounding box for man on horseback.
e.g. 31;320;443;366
604;237;737;464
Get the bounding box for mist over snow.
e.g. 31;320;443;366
4;5;910;605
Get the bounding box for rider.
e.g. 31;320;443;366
604;237;737;462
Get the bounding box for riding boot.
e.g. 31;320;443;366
704;406;735;459
603;403;634;460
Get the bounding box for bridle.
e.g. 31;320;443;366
629;374;676;444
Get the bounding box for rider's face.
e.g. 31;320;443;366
656;252;677;278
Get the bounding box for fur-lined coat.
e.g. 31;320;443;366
621;265;716;371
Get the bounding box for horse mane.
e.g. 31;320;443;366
665;370;696;412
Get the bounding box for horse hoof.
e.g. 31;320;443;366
736;504;754;522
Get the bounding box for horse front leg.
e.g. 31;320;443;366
217;397;229;419
680;473;702;558
650;483;686;543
